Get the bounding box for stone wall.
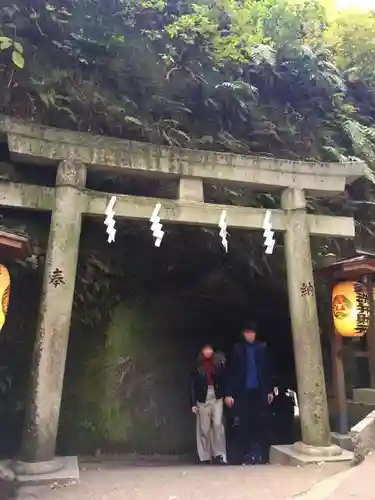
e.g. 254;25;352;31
350;410;375;464
58;295;219;455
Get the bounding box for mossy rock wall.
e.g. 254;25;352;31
58;294;206;455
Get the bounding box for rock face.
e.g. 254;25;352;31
0;464;17;500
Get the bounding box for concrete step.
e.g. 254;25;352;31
347;401;375;428
353;388;375;405
331;432;354;452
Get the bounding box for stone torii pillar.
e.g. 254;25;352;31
16;159;86;474
279;188;341;459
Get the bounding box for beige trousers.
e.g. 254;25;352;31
196;386;227;462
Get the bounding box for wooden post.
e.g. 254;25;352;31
330;313;348;433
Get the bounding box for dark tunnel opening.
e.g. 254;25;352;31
0;215;300;459
59;219;300;458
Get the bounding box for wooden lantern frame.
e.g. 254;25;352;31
0;229;32;260
317;249;375;434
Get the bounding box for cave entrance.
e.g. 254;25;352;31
153;224;296;391
58;220;298;457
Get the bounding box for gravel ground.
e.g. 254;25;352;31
328;453;375;499
17;461;349;500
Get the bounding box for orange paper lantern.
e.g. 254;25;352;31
0;265;10;333
332;281;370;337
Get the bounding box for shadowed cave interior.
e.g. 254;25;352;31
58;219;298;457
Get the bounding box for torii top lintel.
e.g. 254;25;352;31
0;115;365;196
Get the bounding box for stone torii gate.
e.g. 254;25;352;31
0;116;363;478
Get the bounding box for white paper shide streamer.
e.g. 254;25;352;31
219;210;228;253
150;203;164;247
104;196;117;243
262;209;275;254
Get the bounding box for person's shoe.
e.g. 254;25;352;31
252;444;265;464
200;460;211;465
241;454;255;465
212;455;227;465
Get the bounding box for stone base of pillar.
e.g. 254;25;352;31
293;441;342;457
269;443;353;469
12;456;79;485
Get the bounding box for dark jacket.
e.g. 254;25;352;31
190;352;226;406
225;340;273;402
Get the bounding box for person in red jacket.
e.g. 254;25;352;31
190;344;227;464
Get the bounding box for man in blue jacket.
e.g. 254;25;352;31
225;322;274;464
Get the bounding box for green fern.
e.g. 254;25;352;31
342;119;375;163
215;81;259;102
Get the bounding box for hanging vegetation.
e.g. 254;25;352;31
0;0;373;161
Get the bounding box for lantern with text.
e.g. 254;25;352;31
0;264;10;333
332;281;370;337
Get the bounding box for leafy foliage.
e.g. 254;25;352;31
0;0;371;158
0;36;24;68
0;0;375;244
